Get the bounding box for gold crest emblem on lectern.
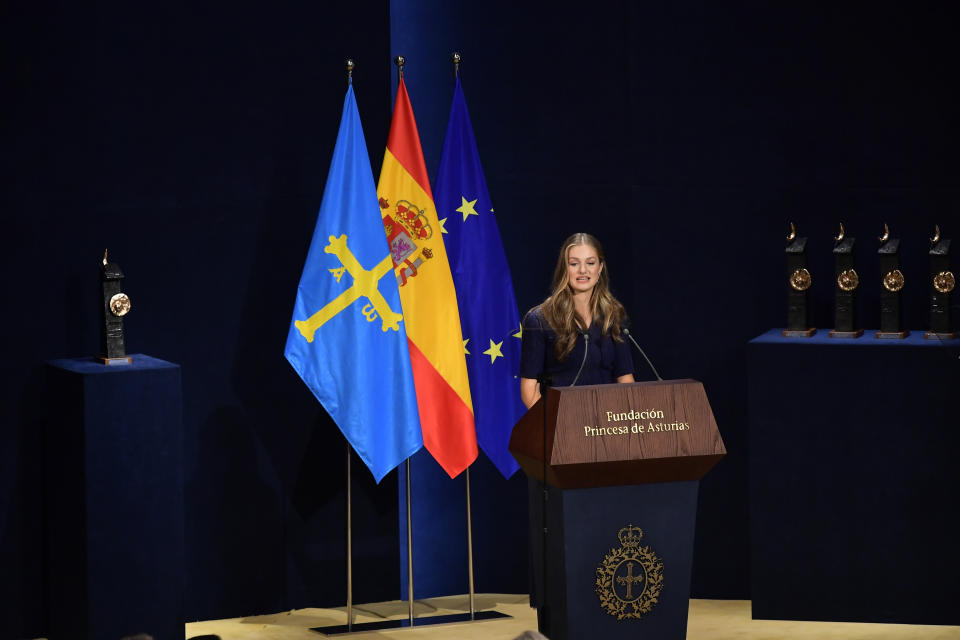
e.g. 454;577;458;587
595;525;664;620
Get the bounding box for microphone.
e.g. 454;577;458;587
622;327;663;381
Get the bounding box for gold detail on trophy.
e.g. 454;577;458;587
786;222;797;243
878;223;890;244
931;224;941;245
109;293;131;317
789;268;812;291
933;271;955;294
883;269;905;292
834;222;845;243
596;525;663;621
837;269;859;291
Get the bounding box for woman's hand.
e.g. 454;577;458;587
520;377;541;409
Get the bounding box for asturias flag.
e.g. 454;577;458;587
377;76;478;478
284;84;422;483
435;76;525;478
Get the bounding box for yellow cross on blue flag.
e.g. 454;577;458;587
435;76;525;477
284;84;422;482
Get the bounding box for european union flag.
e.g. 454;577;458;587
435;76;525;478
285;84;422;483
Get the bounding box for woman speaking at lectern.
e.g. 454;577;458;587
519;232;635;409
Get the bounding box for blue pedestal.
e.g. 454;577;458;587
748;330;960;624
44;354;184;640
529;480;699;640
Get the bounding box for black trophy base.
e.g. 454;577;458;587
829;329;864;339
875;330;910;339
97;355;132;365
782;328;817;337
925;331;957;340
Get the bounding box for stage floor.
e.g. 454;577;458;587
185;594;960;639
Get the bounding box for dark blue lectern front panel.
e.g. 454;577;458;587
530;480;699;640
45;355;183;640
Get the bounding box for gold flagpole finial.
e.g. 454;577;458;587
931;224;941;244
394;55;405;79
834;222;845;243
786;222;797;243
345;59;354;84
878;223;890;244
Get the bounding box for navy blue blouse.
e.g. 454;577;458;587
518;306;634;387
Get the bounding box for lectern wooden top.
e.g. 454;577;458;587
509;379;726;488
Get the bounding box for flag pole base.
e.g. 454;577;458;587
311;609;511;635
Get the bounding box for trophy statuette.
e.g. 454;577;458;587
875;223;908;339
783;222;816;337
926;224;956;339
829;223;863;338
98;249;133;364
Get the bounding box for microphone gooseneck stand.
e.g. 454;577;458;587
569;330;590;387
623;327;663;381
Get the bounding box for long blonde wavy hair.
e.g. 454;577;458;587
541;233;626;361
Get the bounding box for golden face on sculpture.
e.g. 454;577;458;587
933;271;955;294
789;268;812;291
109;293;131;317
837;269;859;292
883;270;905;293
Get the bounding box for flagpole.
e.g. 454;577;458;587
393;53;416;627
466;465;476;619
341;58;356;634
344;59;356;635
346;441;353;631
406;458;415;624
450;50;477;620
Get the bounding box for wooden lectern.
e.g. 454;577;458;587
509;379;725;640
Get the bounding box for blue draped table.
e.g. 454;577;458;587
747;330;960;624
44;354;183;640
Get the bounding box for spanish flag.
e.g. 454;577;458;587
377;77;478;478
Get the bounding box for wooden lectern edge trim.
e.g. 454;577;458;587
512;452;727;489
551;453;727;467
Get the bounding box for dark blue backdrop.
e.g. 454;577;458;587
2;1;400;635
3;1;959;637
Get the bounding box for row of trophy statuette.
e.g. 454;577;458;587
784;223;955;339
